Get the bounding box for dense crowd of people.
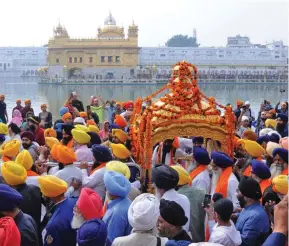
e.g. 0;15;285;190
0;91;287;246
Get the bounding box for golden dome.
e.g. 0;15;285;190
98;12;124;38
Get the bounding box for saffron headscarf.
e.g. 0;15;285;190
0;216;21;246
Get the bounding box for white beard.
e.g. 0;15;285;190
211;168;222;194
71;212;86;229
270;164;283;179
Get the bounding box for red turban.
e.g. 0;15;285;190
20;131;35;142
125;101;134;109
77;188;103;220
0;216;21;246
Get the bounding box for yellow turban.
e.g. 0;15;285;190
38;175;68;198
0;123;8;135
112;129;128;143
72;129;91;144
75;125;89;133
106;161;131;179
88;125;99;134
110;143;131;160
45;137;60;149
15;150;33;170
266;141;281;157
0;140;21;158
171;165;192;186
44;128;57;138
56;145;77;165
1;161;27;185
272;175;288;195
237;139;265;158
265;119;277;129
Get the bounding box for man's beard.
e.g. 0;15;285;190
237;194;246;208
276;123;285;133
62;135;72;145
22;143;31;150
270;163;283;178
71;211;86;229
211;168;222;193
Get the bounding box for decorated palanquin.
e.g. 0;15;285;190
130;61;236;188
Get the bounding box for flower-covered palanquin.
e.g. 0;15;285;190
130;61;236;189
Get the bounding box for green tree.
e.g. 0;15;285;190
166;34;199;47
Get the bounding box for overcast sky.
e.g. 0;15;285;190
0;0;287;47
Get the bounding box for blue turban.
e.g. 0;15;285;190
0;134;5;142
268;133;281;144
77;219;107;246
109;124;121;130
211;151;234;168
278;113;288;123
92;145;112;163
104;171;131;197
165;240;191;246
87;132;101;145
193;147;211;165
251;159;271;179
192;137;204;145
0;184;23;211
272;148;288;163
256;135;270;145
59;107;69;117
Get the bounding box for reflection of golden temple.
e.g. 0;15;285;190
130;61;236;190
47;12;139;78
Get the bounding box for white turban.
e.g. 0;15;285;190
74;117;86;125
245;101;250;105
259;128;273;137
128;193;159;231
241;116;249;122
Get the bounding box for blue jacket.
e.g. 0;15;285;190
103;197;132;243
236;202;269;246
44;198;77;246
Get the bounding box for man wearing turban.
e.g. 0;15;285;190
236;177;270;246
276;113;288;138
103;171;132;243
39;104;52;129
172;165;206;242
189;147;211;194
271;175;288;200
38;175;77;246
272;148;288;176
71;187;103;230
72;129;94;162
113;193;168;246
0;184;39;246
0;139;20;164
20;99;34;122
60;124;74;148
8;123;22;145
111;101;123;124
27;116;45;146
210;152;239;209
0;95;8;124
249;159;272;195
1;161;42;242
12;99;23;114
52;145;82;197
20;131;39;162
152;165;190;232
157;199;192;243
80;145;112;200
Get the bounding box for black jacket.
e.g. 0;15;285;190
15;184;42;243
171;229;193;242
14;211;39;246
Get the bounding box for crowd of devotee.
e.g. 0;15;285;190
0;91;287;246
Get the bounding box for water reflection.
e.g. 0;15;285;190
1;77;287;118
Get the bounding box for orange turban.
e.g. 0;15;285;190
114;115;127;128
112;129;128;143
44;128;57;138
16;99;21;103
41;104;47;109
86;120;96;126
236;100;243;106
242;129;258;141
280;137;288;150
55;145;76;165
172;137;180;149
24;99;31;104
62;112;72;122
79;112;88;118
50;144;60;162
